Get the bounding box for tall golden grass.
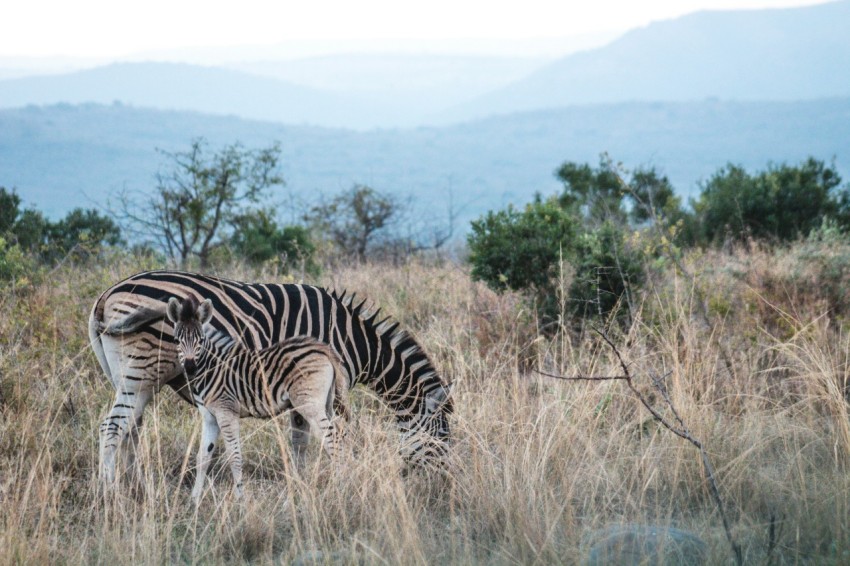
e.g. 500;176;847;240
1;242;849;564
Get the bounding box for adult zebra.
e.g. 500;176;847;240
89;270;453;483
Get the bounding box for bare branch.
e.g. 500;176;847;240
533;369;628;381
540;329;743;566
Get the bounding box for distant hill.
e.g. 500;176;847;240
227;54;547;124
1;100;847;228
1;3;847;129
447;0;850;120
0;62;379;128
0;57;545;129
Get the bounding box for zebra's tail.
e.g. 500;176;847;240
88;300;115;388
96;306;165;336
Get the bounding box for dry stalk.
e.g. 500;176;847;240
536;328;743;566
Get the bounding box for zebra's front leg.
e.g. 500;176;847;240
212;408;244;499
99;387;153;486
192;406;220;503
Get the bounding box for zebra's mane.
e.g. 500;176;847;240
329;288;447;384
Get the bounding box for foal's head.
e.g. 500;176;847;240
166;295;213;377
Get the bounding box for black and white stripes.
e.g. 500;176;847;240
166;295;349;499
90;270;453;485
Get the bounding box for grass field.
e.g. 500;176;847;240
1;242;849;564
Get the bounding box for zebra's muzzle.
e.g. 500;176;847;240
183;359;197;377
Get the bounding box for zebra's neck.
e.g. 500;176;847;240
333;299;450;437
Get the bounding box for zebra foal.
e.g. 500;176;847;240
166;295;349;500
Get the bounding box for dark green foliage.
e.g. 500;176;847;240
0;187;20;234
0;188;121;275
230;211;316;274
47;208;122;257
692;158;846;244
570;222;644;320
468;199;577;294
557;160;625;223
467;195;644;325
628;168;682;225
0;187;49;250
469;158;679;326
13;209;49;251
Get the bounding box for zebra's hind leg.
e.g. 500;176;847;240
289;410;311;465
289;404;339;474
191;406;220;503
290;376;341;459
99;387;153;487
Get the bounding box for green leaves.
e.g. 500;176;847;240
693;158;846;244
124;138;285;268
468;200;576;294
229;210;316;274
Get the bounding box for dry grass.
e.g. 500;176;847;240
1;245;850;564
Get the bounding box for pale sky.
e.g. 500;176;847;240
0;0;832;59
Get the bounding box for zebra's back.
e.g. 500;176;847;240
198;336;348;420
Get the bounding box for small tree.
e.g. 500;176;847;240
557;159;626;224
627;168;682;226
307;185;400;262
0;187;20;234
119;138;284;268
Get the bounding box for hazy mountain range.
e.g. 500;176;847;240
0;1;848;129
2;98;847;225
0;1;848;228
451;0;850;120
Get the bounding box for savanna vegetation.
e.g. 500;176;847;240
2;142;850;564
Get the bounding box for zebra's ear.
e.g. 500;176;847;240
197;299;214;326
426;383;452;412
435;382;453;401
166;297;181;324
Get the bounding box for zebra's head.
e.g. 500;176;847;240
424;382;453;439
166;295;213;378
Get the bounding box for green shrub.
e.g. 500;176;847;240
0;237;37;282
570;222;644;321
692;158;847;245
468;198;644;326
230;212;317;275
45;208;123;261
467;198;577;296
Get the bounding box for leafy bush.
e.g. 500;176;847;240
468;197;643;326
570;222;645;320
0;236;37;282
46;208;122;260
468;199;577;295
692;158;847;244
1;187;122;263
230;211;317;274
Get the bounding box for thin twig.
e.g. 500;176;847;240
533;369;628;382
